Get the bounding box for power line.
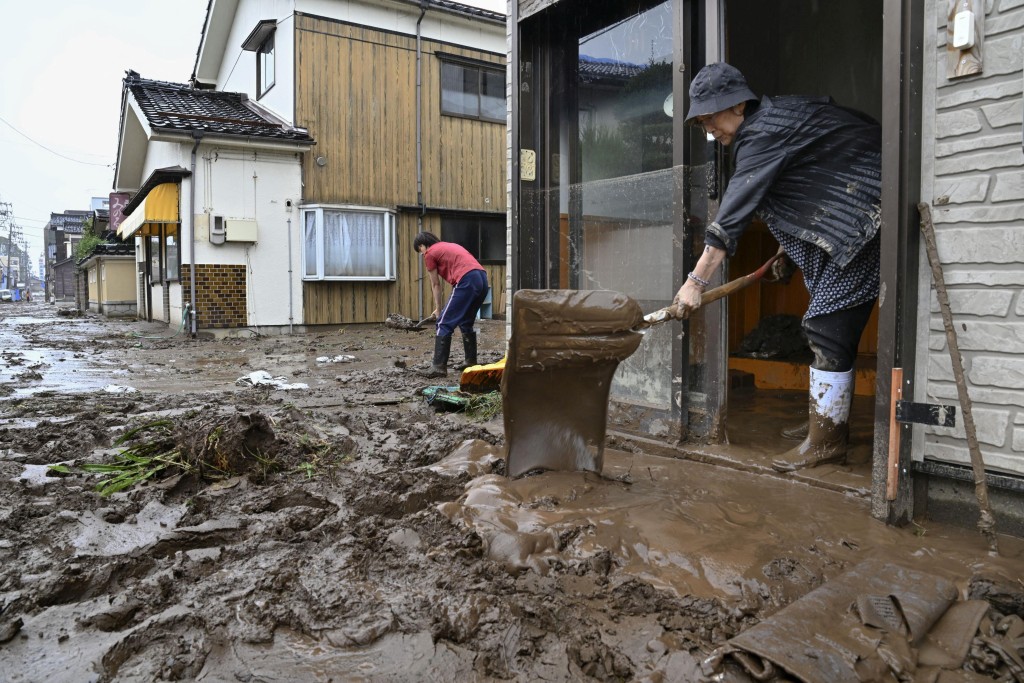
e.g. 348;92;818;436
0;114;113;168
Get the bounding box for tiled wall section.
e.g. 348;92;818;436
181;264;247;328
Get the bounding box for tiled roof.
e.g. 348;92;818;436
427;0;504;22
578;56;644;83
124;71;314;143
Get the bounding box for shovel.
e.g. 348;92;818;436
635;249;786;331
503;250;786;478
414;314;437;329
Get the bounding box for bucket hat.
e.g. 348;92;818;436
684;62;758;124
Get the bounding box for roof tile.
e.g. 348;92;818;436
125;71;314;143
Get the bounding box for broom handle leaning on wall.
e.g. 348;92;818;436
918;202;999;555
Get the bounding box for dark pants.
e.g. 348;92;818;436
437;269;489;337
803;299;876;372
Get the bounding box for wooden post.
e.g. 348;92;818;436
918;202;998;554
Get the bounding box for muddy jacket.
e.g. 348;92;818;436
705;96;882;269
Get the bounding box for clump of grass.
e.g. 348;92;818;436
71;419;194;497
465;391;503;421
49;413;280;496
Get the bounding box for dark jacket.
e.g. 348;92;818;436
705;96;882;268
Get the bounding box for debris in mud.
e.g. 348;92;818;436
56;307;83;317
315;354;356;364
52;409;348;496
735;313;812;360
384;313;431;331
103;385;138;394
235;370;308;390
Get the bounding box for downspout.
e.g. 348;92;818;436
416;1;428;320
287;217;293;334
189;131;203;336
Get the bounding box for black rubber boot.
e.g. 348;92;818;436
421;335;452;378
462;331;478;369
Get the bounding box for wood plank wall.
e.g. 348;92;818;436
295;14;506;324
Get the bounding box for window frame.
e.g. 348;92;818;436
257;31;275;99
164;229;180;282
441;214;506;265
300;204;397;282
147;235;162;283
438;55;505;124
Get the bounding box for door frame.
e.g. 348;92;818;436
872;0;924;524
509;0;925;524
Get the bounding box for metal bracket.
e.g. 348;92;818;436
895;400;956;427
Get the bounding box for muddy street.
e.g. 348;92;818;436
1;302;1023;682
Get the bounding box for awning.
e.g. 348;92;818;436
118;182;180;239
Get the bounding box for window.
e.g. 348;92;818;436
442;216;505;264
165;232;179;281
258;32;275;98
440;59;504;122
302;206;396;281
148;236;161;282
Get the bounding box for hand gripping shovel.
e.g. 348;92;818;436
502;250;786;478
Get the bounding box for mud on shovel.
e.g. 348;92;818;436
502;250;786;478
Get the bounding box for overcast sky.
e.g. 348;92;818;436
0;1;208;264
0;0;505;268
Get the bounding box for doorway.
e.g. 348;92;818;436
513;0;886;482
714;0;883;487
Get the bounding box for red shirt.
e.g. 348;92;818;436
423;242;483;286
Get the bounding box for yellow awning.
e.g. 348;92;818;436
118;182;180;239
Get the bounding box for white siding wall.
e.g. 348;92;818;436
297;0;505;53
917;0;1024;474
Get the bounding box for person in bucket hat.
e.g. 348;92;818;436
672;62;882;473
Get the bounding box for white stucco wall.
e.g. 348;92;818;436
216;0;296;121
917;0;1024;475
129;137;307;330
191;144;306;329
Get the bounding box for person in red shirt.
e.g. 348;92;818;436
413;231;489;378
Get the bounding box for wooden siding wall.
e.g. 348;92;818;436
295;14;506;324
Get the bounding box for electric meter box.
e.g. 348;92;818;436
225;219;258;242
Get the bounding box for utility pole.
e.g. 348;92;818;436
0;202;12;289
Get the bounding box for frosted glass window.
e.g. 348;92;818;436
301;206;396;281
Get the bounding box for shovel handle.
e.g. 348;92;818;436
639;249;787;328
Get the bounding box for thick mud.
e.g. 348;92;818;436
1;301;1023;682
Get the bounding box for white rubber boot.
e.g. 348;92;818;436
772;368;854;472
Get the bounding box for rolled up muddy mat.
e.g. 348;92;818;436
502;290;644;478
716;559;960;682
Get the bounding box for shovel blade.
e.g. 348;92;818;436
502;289;644;478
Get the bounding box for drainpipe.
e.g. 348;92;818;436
287;217;293;334
416;0;428;320
189;131;203;336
